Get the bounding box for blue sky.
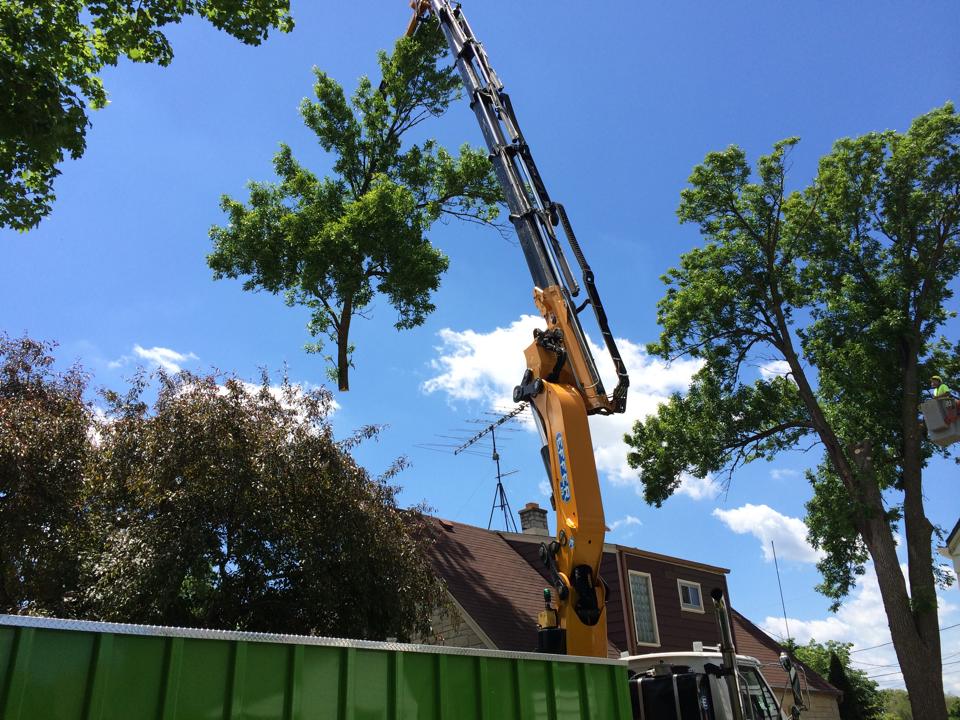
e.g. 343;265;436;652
4;1;959;690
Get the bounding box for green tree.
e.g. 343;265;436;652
0;0;293;231
82;369;446;638
786;639;883;719
0;334;447;640
208;26;502;391
0;334;91;615
880;689;912;719
624;104;959;719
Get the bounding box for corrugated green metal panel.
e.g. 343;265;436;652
0;616;631;719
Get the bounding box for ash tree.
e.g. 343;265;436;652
208;26;502;391
0;0;293;231
624;104;959;720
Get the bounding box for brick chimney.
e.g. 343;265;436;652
519;502;549;535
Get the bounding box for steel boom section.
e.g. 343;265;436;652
406;0;630;658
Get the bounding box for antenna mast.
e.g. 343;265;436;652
454;403;527;532
772;540;792;641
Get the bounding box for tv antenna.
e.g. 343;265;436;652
454;403;528;532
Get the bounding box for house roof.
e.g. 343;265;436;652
731;609;840;698
499;530;731;575
425;517;620;657
947;518;960;552
424;515;838;697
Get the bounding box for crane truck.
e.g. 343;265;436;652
404;1;809;717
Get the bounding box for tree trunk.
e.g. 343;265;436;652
860;506;947;719
781;319;946;719
336;306;352;392
897;346;946;719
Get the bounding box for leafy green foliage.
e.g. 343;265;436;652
0;334;447;640
804;465;871;605
0;0;293;231
880;689;912;719
208;26;502;391
0;334;90;615
787;638;883;719
625;104;959;718
875;690;960;720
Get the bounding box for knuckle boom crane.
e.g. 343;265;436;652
405;0;630;658
402;7;810;716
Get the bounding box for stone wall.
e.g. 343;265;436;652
416;602;490;650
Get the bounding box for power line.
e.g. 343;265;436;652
851;649;960;668
865;658;960;680
850;622;960;653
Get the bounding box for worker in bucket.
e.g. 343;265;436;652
930;375;957;426
931;375;953;398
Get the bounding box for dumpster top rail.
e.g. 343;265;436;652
0;614;625;666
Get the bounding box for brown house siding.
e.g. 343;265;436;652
617;550;729;655
429;517;837;715
505;537;728;658
505;538;626;656
601;552;627;651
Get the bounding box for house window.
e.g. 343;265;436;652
677;580;704;612
628;571;660;646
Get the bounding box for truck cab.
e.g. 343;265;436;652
625;650;791;720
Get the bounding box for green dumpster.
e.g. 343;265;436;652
0;615;631;719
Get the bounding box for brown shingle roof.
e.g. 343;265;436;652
425;517;619;657
731;609;840;698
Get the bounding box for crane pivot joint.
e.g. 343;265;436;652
513;369;543;403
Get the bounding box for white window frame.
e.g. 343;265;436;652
677;579;705;613
628;570;661;647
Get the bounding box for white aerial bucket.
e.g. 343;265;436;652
921;398;960;447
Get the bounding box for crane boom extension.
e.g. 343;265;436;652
406;1;629;658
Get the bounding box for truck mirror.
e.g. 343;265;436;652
779;652;805;715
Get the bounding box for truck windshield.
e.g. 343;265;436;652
739;667;781;719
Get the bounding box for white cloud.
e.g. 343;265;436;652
771;468;801;481
676;472;722;501
610;515;642;532
538;479;552;499
87;406;109;447
712;503;824;564
759;360;791;380
109;344;198;373
422;315;703;492
760;564;960;692
422;316;535;408
134;344;198;373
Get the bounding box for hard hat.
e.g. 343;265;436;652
931;375;943;384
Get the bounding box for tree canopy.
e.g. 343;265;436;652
208;25;502;391
624;103;959;719
0;0;293;231
0;334;88;615
0;333;446;640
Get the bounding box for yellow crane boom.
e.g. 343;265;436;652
404;0;629;657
